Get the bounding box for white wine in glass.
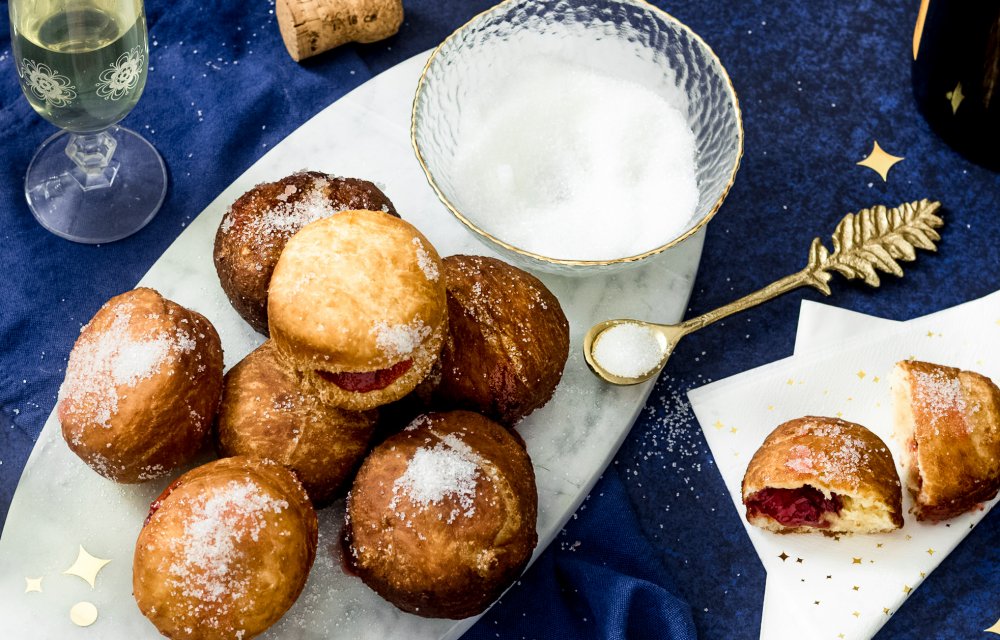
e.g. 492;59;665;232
10;0;167;243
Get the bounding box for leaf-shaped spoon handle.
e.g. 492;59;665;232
585;199;944;385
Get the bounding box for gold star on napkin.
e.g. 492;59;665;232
63;546;111;588
857;142;904;182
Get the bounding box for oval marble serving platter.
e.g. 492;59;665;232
0;51;705;639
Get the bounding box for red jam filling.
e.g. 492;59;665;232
144;476;185;527
746;486;844;528
318;359;413;393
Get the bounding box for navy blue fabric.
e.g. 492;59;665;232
1;1;999;638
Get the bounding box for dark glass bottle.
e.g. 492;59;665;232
912;0;1000;171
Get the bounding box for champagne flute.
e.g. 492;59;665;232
9;0;166;243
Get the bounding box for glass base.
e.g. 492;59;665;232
25;126;167;244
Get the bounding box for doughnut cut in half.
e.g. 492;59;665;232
892;360;1000;521
742;417;903;534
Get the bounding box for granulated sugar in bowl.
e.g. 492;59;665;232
412;0;743;276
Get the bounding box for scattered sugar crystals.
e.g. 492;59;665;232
219;175;339;242
372;318;430;358
168;480;288;604
58;306;196;428
412;237;439;281
453;58;700;260
592;322;665;379
911;367;967;433
391;433;481;523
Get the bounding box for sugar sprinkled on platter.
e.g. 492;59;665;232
593;322;665;379
453;58;700;261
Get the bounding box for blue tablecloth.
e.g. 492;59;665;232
2;1;999;638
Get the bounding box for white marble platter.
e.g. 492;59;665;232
0;50;705;639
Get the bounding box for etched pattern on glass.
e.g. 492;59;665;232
96;45;144;100
18;58;77;107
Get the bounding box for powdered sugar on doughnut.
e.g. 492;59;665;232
789;419;872;490
372;318;431;358
391;433;481;523
412;237;439;281
167;480;289;604
59;305;197;429
912;368;967;434
224;176;342;244
785;444;815;474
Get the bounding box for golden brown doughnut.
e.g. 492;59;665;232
133;456;317;640
213;171;398;334
216;340;376;505
58;288;223;483
891;360;1000;521
423;255;569;426
268;211;448;411
742;417;903;534
344;410;537;619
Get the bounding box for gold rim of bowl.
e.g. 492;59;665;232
411;0;745;268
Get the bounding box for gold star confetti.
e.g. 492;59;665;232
873;376;880;383
905;534;913;540
69;602;98;627
778;552;789;562
876;543;883;548
920;571;927;578
786;378;794;386
826;575;833;580
985;618;1000;635
852;585;860;591
730;426;738;434
856;370;866;379
852;611;861;618
796;558;803;564
926;331;934;337
852;557;862;564
857;141;904;181
24;577;43;593
836;411;843;418
63;546;111;588
838;634;846;639
903;585;912;595
814;600;820;605
927;548;935;556
767;405;774;411
883;607;891;616
713;420;724;430
946;82;965;114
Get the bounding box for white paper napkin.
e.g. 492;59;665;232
688;291;1000;640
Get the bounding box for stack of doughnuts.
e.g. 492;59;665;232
57;172;570;636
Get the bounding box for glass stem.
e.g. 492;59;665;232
65;126;120;191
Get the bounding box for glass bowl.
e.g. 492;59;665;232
411;0;743;276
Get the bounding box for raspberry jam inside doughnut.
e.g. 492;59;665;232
144;476;186;526
318;359;413;393
746;486;844;528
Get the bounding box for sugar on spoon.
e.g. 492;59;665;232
584;199;943;385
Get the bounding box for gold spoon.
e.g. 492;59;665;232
584;199;943;385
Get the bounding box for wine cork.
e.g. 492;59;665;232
276;0;404;62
